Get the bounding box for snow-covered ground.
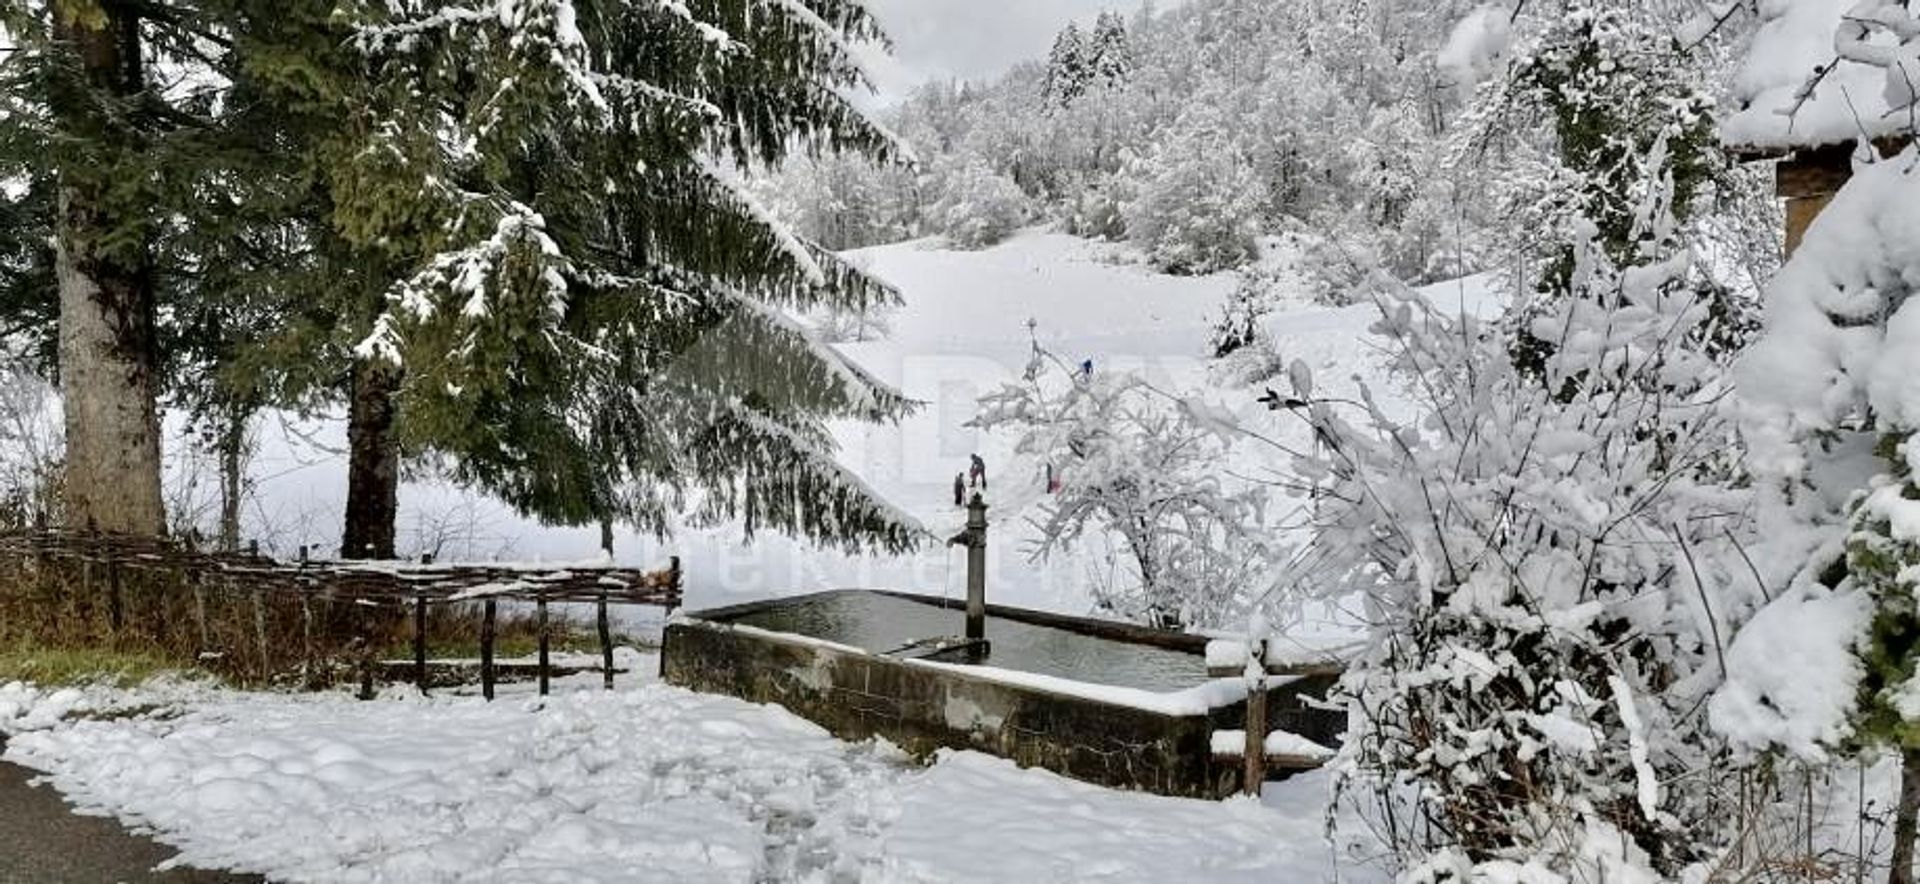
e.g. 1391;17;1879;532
0;231;1510;882
188;230;1499;626
0;664;1385;883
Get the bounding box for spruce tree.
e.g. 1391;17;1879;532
1043;22;1091;109
0;1;177;534
290;0;924;554
1089;11;1131;88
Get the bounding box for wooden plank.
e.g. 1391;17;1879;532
1211;751;1334;771
1206;662;1344;680
1776;145;1855;199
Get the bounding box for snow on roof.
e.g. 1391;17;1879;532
1721;0;1916;152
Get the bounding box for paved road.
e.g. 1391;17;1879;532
0;738;264;884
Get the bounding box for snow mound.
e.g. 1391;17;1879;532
1722;0;1917;150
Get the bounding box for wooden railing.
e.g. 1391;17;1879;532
0;528;682;699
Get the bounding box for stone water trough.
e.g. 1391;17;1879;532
661;583;1346;798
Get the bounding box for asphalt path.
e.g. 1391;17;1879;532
0;738;263;884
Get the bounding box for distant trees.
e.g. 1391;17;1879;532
1044;13;1131;109
756;0;1497;269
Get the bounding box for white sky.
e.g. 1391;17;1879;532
858;0;1175;102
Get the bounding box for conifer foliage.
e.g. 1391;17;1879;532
289;0;927;553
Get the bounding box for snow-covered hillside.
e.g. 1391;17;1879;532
215;230;1499;624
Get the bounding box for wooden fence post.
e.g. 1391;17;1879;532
106;559;124;636
597;592;614;690
252;591;270;678
537;593;551;697
480;599;497;701
1243;637;1269;797
413;593;428;693
300;591;315;688
186;532;208;653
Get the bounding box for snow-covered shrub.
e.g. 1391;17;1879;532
1725;134;1920;879
971;342;1274;630
1293;131;1756;878
0;366;61;529
1209;269;1281;358
928;159;1031;250
1062;174;1129;241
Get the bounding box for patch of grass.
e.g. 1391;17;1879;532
0;641;180;687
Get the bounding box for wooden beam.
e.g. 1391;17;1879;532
1206;662;1343;680
1776;144;1855;199
1211;750;1336;771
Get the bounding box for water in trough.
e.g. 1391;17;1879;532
724;591;1208;693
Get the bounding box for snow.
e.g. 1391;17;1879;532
1204;636;1354;671
1721;0;1918;150
1710;584;1873;757
906;659;1277;717
1208;729;1336;762
191;229;1494;641
0;666;1380;883
1738;151;1920;474
1436;6;1513;90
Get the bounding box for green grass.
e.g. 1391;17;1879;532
0;641;180;687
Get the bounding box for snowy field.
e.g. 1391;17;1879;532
193;230;1500;626
0;664;1383;883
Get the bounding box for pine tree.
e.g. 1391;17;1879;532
1089;11;1132;88
0;2;338;543
298;0;924;554
0;1;179;534
1043;22;1091;109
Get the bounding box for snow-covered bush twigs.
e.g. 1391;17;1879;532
1709;4;1920;883
1287;129;1761;879
0;365;60;529
971;337;1277;630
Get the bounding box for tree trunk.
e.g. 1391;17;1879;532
217;410;247;551
341;359;401;560
52;2;165;537
1894;747;1920;884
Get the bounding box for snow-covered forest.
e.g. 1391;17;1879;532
6;0;1920;881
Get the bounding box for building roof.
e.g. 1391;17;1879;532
1721;0;1915;154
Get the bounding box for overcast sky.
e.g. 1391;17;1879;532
857;0;1174;102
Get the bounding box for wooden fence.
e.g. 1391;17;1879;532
0;528;682;699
